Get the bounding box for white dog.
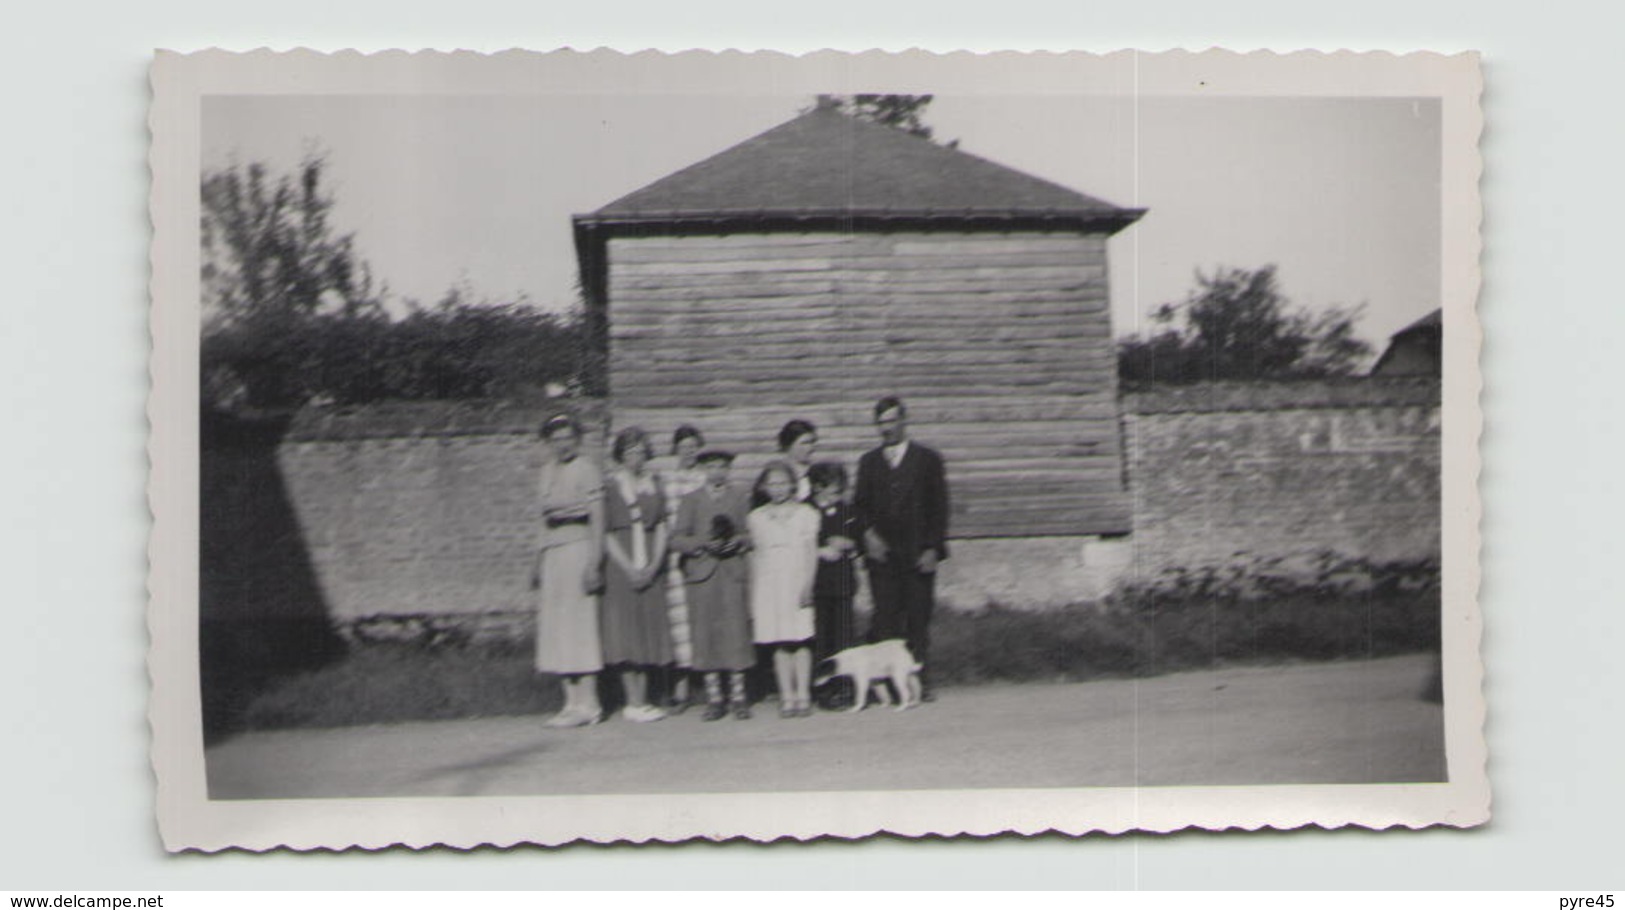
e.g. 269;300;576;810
812;639;923;713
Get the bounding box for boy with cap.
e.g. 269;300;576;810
669;449;756;720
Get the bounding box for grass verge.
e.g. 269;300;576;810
237;638;560;734
220;558;1439;738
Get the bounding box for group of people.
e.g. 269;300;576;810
531;396;951;727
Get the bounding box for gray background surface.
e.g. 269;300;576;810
3;0;1617;889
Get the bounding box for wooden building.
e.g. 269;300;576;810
572;106;1145;539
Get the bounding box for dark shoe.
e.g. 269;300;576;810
732;702;752;720
701;702;727;722
814;688;847;711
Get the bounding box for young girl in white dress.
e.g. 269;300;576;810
747;461;821;718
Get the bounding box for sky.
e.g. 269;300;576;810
202;92;1440;348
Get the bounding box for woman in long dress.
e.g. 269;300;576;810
748;461;821;718
599;426;673;722
659;425;708;710
532;414;606;728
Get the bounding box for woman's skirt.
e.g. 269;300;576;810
600;562;676;666
534;540;603;675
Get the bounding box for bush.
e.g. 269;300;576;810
933;554;1439;685
202;296;593;412
1105;553;1441;668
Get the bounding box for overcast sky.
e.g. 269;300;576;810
203;93;1440;347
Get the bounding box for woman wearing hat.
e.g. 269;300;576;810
669;449;756;720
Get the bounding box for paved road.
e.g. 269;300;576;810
205;653;1445;799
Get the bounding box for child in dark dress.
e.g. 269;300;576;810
808;461;862;710
670;450;756;721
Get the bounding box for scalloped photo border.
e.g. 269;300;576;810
149;47;1484;851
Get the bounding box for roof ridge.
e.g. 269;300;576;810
827;108;1122;210
592;109;823;214
582;105;1135;222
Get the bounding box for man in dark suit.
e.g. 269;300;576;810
853;396;949;700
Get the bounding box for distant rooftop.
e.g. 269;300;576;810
1369;308;1443;378
1393;309;1443;336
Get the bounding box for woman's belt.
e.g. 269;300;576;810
546;514;590;529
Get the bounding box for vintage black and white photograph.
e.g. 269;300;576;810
148;49;1484;849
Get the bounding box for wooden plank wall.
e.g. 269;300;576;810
605;231;1129;537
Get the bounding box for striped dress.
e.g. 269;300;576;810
660;465;707;668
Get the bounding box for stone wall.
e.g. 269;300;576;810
284;399;611;622
200;379;1441;628
265;408;1106;619
277;433;543;621
1121;378;1441;577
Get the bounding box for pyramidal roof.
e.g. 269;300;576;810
577;106;1143;227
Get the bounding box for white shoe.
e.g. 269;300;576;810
544;708;603;728
544;709;584;728
622;704;666;723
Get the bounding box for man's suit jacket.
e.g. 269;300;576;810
853;442;950;565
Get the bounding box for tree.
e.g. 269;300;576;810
200;157;591;412
202;156;384;329
201;156;387;410
814;94;939;141
1117;265;1373;385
